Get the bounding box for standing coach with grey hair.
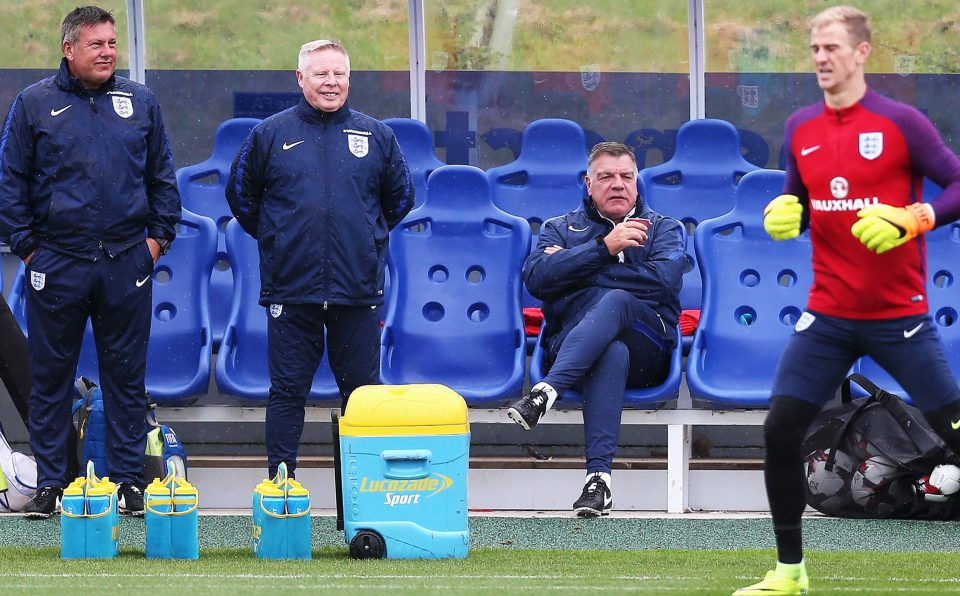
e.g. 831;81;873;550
0;6;181;517
228;40;414;479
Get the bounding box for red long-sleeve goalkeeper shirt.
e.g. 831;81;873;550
784;88;960;319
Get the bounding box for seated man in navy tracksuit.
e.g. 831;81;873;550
227;39;414;479
507;142;685;516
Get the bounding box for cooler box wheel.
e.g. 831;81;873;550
349;530;386;559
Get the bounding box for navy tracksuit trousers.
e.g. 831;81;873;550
266;303;380;477
26;244;153;488
544;290;670;474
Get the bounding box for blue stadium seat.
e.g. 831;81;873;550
638;119;760;349
6;263;26;333
686;169;812;408
528;324;682;408
6;209;218;405
486;118;588;231
142;209;218;402
381;165;530;404
852;217;958;404
176;117;262;349
214;219;340;404
486;119;589;344
383;118;444;209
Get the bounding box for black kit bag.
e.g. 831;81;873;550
801;373;960;520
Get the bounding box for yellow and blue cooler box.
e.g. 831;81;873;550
145;464;199;559
251;462;311;559
60;461;119;559
338;384;469;559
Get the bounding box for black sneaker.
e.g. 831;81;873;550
573;474;613;517
117;482;145;516
23;486;63;519
507;383;555;430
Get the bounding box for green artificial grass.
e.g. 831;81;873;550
0;547;957;594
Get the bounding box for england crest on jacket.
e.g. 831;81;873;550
111;95;133;119
348;134;368;158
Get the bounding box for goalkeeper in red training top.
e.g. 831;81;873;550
737;5;960;596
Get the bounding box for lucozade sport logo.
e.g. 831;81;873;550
358;473;453;507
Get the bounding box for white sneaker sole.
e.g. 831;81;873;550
506;407;533;430
574;506;612;517
23;510;58;519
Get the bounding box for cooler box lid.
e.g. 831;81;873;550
340;384;469;436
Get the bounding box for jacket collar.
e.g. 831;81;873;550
55;57;116;95
295;97;352;124
583;194;647;225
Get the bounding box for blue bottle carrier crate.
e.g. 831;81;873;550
60;461;119;559
335;384;470;559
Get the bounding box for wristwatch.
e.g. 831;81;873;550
152;237;172;256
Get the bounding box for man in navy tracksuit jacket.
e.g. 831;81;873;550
227;40;413;478
508;142;684;516
0;7;181;517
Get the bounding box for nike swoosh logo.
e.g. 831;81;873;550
568;225;589;232
903;322;923;339
136;276;150;288
282;140;305;150
952;419;960;430
800;145;821;156
51;105;73;117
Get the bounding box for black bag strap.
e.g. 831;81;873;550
826;390;877;471
836;373;943;466
841;373;886;404
824;374;895;469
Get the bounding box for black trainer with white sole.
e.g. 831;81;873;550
23;486;63;519
573;474;613;517
506;388;549;430
117;482;145;516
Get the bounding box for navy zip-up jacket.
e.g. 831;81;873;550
524;197;685;355
227;99;414;307
0;59;181;261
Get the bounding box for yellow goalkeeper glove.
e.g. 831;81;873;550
763;194;803;240
850;203;935;254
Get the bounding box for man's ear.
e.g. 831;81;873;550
63;40;73;61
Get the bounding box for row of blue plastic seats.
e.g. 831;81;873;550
175;116;755;364
10;166;950;409
11;117;937;408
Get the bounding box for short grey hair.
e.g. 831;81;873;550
587;141;638;179
61;5;115;45
297;39;350;73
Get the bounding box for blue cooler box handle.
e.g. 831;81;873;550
381;449;432;479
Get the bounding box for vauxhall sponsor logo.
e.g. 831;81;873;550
810;175;879;212
811;196;880;212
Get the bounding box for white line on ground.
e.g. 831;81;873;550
2;572;960;585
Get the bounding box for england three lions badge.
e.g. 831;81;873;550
112;96;134;119
348;134;368;158
31;271;45;291
859;132;883;160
